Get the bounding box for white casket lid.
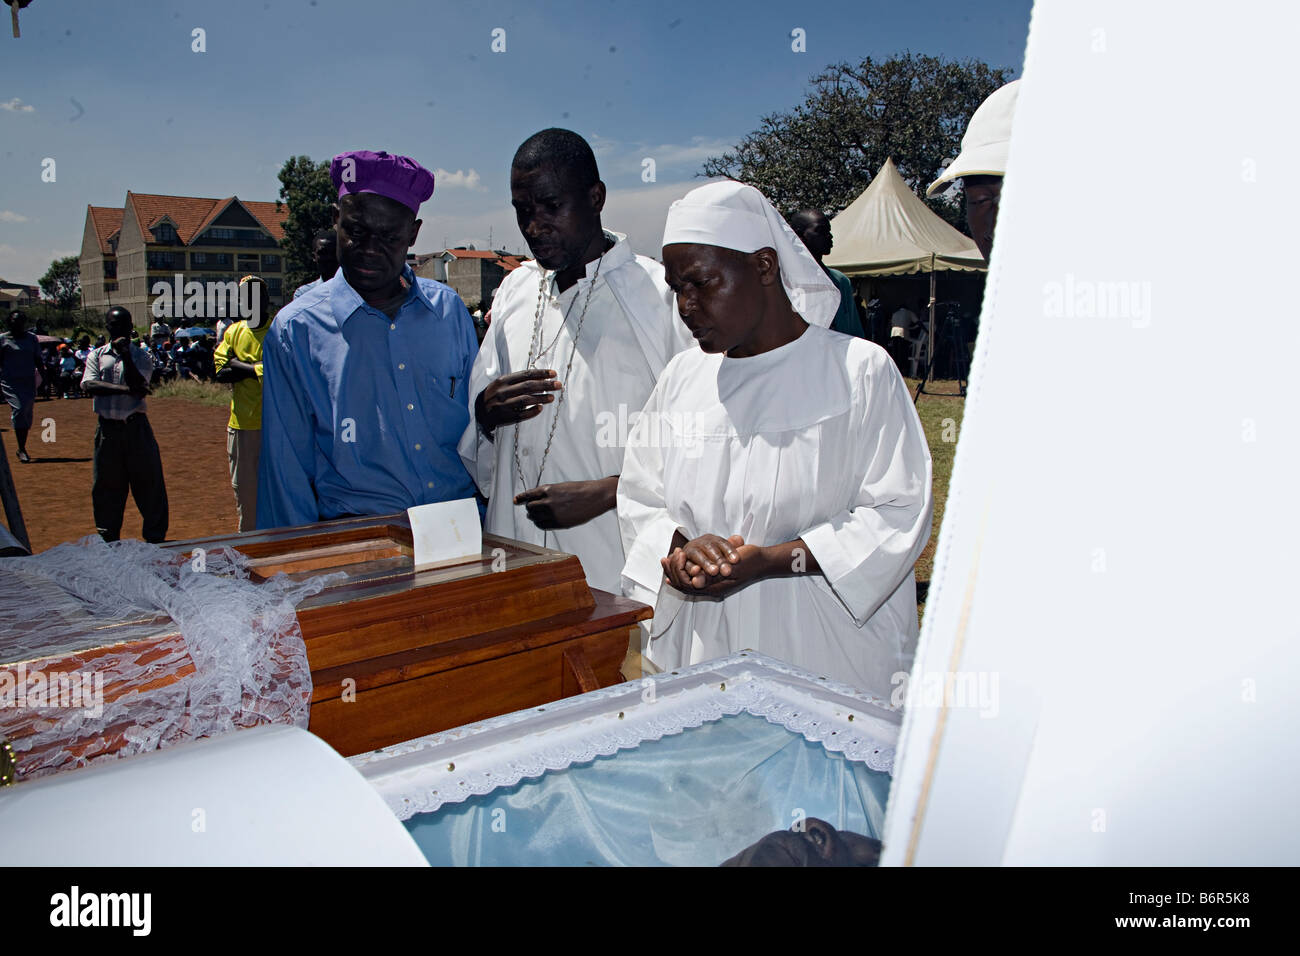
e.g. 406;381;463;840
0;724;427;866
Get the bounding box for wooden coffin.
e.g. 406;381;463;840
0;514;651;778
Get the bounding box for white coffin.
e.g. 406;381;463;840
0;723;427;866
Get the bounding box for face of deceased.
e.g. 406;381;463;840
721;818;882;867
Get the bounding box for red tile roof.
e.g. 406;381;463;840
87;206;124;254
244;201;290;241
123;192;288;245
443;248;528;272
445;249;499;259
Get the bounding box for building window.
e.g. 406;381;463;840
208;228;236;240
268;278;283;297
261;254;280;271
103;261;117;279
152;223;177;242
147;251;181;270
191;252;207;266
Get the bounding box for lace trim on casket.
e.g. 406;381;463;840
351;652;900;821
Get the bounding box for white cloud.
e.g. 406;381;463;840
411;179;723;263
0;247;79;285
434;168;485;191
0;98;35;113
602;178;726;260
590;135;736;176
0;211;28;222
640;136;736;168
413;201;519;256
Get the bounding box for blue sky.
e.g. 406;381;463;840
0;0;1031;286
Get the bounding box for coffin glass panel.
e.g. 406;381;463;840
402;712;890;867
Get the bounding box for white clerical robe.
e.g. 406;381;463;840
617;324;934;697
459;232;694;594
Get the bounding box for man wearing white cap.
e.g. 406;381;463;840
617;181;934;696
927;79;1020;261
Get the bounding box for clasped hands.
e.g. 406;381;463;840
662;532;767;596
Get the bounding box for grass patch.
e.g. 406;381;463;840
150;379;231;409
905;379;966;602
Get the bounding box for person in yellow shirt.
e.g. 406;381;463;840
214;276;271;532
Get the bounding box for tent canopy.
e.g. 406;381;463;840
824;158;987;277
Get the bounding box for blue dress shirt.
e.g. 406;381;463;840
256;266;479;530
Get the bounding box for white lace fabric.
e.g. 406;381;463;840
0;536;340;779
351;652;901;821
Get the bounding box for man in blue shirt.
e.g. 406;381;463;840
256;150;479;530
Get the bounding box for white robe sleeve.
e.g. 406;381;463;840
616;380;683;609
457;310;508;496
800;349;934;626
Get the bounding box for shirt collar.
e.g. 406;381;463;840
545;230;633;297
329;263;428;330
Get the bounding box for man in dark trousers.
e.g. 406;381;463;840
0;309;42;462
80;306;169;543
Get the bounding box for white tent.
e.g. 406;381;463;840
826;158;986;389
824;157;986;277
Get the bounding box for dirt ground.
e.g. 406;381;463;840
1;395;237;552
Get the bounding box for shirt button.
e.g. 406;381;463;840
427;481;434;488
390;323;396;330
398;363;406;370
414;443;422;451
407;403;414;411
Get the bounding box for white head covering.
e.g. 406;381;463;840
927;80;1020;196
662;180;841;328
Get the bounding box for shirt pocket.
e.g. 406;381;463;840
422;367;469;445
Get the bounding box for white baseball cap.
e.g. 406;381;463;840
926;79;1020;196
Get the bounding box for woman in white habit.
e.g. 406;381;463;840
617;181;933;697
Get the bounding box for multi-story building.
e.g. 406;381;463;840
79;192;290;322
0;280;40;312
416;248;527;312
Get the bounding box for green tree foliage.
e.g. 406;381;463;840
276;155;335;292
701;53;1015;231
38;255;81;311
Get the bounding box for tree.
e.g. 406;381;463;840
276;155;335;293
39;255;81;312
701;53;1015;232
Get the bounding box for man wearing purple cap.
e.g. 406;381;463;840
256;150;480;529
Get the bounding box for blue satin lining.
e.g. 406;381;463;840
403;712;892;866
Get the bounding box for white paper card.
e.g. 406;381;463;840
407;498;482;569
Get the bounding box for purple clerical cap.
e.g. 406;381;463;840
329;150;435;214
